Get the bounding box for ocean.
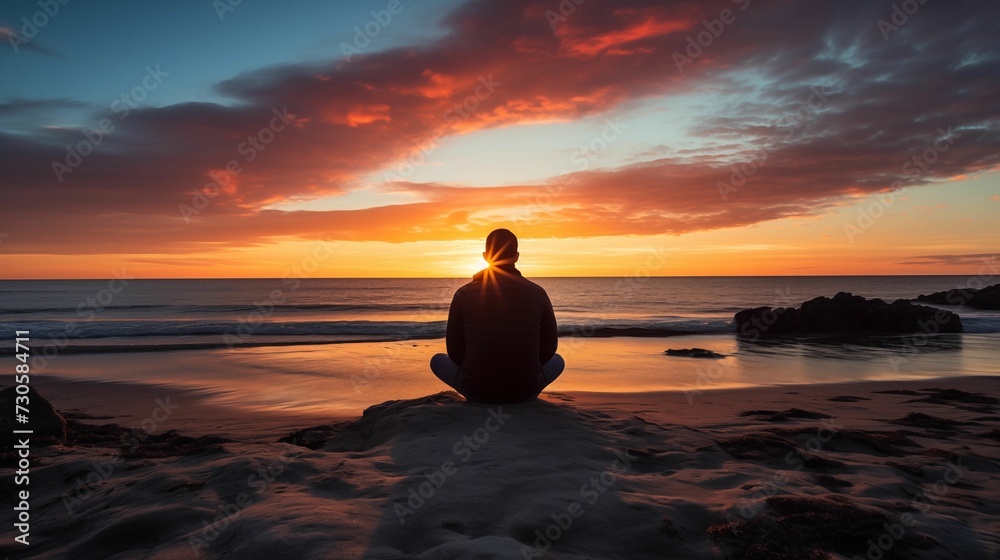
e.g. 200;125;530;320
3;276;999;353
4;276;998;413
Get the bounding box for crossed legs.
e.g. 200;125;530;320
430;353;565;396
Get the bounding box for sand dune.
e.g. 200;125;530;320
5;376;1000;559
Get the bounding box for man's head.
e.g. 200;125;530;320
484;228;518;267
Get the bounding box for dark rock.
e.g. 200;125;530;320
970;283;1000;309
922;447;962;462
124;430;229;458
906;388;999;406
716;433;798;460
914;288;977;306
813;473;853;488
767;427;920;455
915;283;1000;310
708;495;922;560
979;429;1000;442
660;516;680;537
734;292;963;336
664;348;725;358
739;408;833;421
827;395;870;402
890;412;970;430
0;386;67;444
64;419;231;458
279;422;350;450
885;461;925;477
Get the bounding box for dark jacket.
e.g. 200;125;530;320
446;265;558;403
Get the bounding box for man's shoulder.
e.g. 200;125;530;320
517;275;549;296
453;272;549;299
453;279;481;300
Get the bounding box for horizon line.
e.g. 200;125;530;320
0;273;991;281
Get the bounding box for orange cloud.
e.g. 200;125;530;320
560;15;694;57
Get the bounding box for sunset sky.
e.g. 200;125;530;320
1;0;997;278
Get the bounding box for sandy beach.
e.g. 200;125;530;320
4;0;999;556
5;374;999;559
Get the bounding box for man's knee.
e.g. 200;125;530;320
543;353;565;381
430;353;449;373
548;353;565;371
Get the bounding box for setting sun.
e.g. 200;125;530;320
466;256;489;276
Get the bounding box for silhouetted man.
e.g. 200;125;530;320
430;228;564;403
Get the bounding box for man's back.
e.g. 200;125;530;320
446;266;558;403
